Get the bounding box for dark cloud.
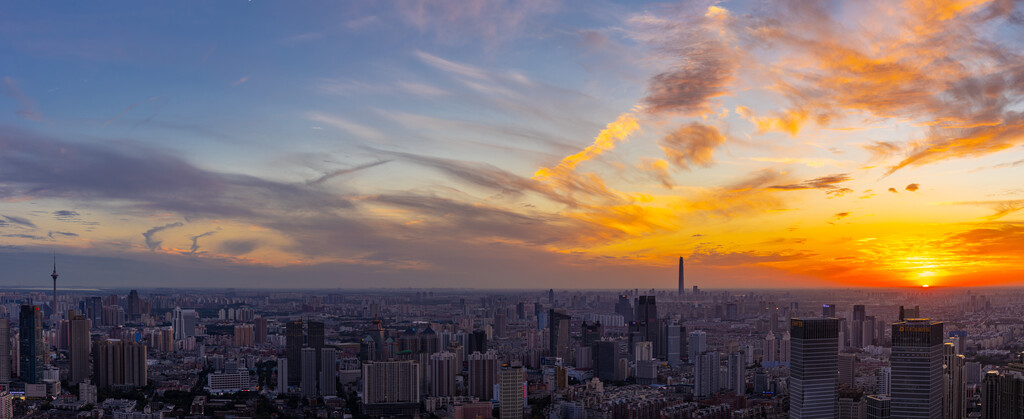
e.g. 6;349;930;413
2;215;36;228
0;128;353;218
767;174;854;197
47;231;78;239
4;234;46;240
888;188;898;193
659;123;726;169
189;230;218;254
53;210;80;221
142;222;183;251
219;239;260;256
834;212;850;219
905;183;920;192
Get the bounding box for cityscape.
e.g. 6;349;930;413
4;0;1024;418
0;261;1021;417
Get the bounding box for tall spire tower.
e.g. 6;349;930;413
678;256;685;296
50;253;58;317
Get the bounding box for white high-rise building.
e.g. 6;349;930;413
634;341;653;362
877;366;891;395
764;332;778;363
172;307;197;341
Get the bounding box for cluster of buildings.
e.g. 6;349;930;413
0;258;1023;417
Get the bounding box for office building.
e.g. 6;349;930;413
286;320;303;385
69;314;90;384
499;366;525;419
592;340;618;382
320;347;337;397
0;390;10;419
790;318;839;419
126;290;141;321
822;304;836;318
981;369;1024;419
877;366;891;395
301;347;317;397
866;394;890;419
851;305;865;348
615;295;633;323
839;353;856;388
635;296;661;358
276;358;289;392
429;351;457;397
665;323;683;367
19;305;44;383
891;319;943;418
0;318;9;383
549;309;570;359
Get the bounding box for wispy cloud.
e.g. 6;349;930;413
1;77;42;121
2;214;36;228
307;112;384;140
142;222;183;251
231;76;249;86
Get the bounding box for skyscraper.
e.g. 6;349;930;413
254;317;268;344
499;366;525;419
301;347;317;397
171;307;197;340
866;394;890;419
764;332;778;363
635;296;661;358
943;342;966;419
548;309;570;359
822;304;836;318
69;314;90;384
839;353;856;388
790;318;839;419
0;318;9;384
286;320;303;385
665;323;682;367
890;318;943;418
615;295;633;323
276;358;289;392
320;347;337;397
18;305;44;383
851;305;865;348
591;340;618;382
126;290;140;321
308;320;325;386
677;256;684;296
429;351;457;396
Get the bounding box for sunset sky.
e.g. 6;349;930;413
2;0;1024;289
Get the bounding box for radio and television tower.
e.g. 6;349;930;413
51;253;59;316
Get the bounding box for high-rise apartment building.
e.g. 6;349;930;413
301;347;318;397
499;366;524;419
172;307;197;341
362;360;420;416
92;339;147;389
285;320;303;385
468;351;499;400
891;318;943;418
688;330;707;363
943;342;966;419
695;351;720;399
790;318;839;419
429;351;457;397
728;351;745;395
234;324;254;347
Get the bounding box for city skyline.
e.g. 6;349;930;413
3;1;1024;289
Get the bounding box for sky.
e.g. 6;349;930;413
2;0;1024;289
